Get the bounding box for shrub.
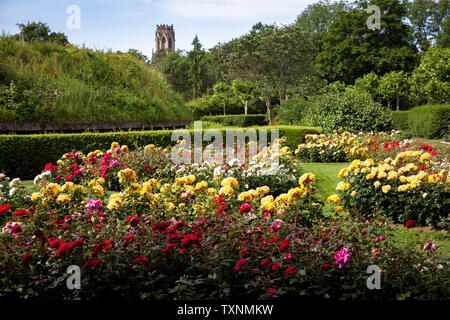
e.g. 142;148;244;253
331;152;449;227
304;90;392;133
407;105;450;139
391;111;410;131
274;96;307;125
0;126;318;179
201;114;268;127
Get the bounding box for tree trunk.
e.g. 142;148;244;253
396;96;399;111
264;96;271;122
244;101;248;115
387;99;390;109
223;100;226;116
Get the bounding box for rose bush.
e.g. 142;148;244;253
0;140;448;300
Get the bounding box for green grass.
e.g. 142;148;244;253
299;162;349;201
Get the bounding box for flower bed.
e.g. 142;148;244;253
0;141;449;300
328;151;449;227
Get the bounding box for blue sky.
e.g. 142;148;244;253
0;0;317;58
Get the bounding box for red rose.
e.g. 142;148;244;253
238;248;248;255
22;253;32;264
233;258;249;272
14;210;28;218
261;259;270;266
151;222;168;232
163;243;176;255
82;259;101;270
285;266;296;275
239;203;253;214
0;204;12;216
266;288;276;295
279;239;290;252
135;256;150;266
126;216;140;227
405;220;417;229
271;262;280;271
322;263;331;271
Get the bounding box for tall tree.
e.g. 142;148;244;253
408;0;450;50
188;36;205;99
316;0;418;84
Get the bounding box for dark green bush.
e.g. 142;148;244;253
303;89;392;133
391;111;410;130
274;95;307;125
408;105;450;138
0;126;319;179
201;114;268;126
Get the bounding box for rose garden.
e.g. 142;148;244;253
0;0;449;301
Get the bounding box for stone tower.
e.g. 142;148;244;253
155;24;175;52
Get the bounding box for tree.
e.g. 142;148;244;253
188;36;206;99
316;0;418;84
163;50;191;98
127;49;149;64
231;79;258;114
223;22;318;121
408;0;450;50
295;0;350;52
378;71;409;110
410;47;450;104
354;72;380;101
213;82;233;115
16;21;68;45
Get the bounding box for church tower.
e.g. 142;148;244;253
155;24;175;53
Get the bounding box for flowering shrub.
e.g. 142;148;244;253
295;130;368;163
330;151;449;227
0;141;448;300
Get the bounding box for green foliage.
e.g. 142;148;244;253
0;37;190;123
408;105;450;138
275;95;308;125
408;0;450;51
201;114;268;127
391;111;410;130
409;47;450;105
316;0;418;84
16;21;68;45
378;71;409;111
303;89;392;133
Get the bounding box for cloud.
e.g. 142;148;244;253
157;0;313;21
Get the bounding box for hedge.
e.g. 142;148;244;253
201;114;268;127
0;126;321;179
391;111;410;131
407;105;450;139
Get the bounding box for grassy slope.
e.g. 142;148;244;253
0;36;191;123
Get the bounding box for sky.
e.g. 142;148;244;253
0;0;319;58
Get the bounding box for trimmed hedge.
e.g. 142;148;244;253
201;114;268;127
407;105;450;139
391;111;410;131
0;126;320;179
